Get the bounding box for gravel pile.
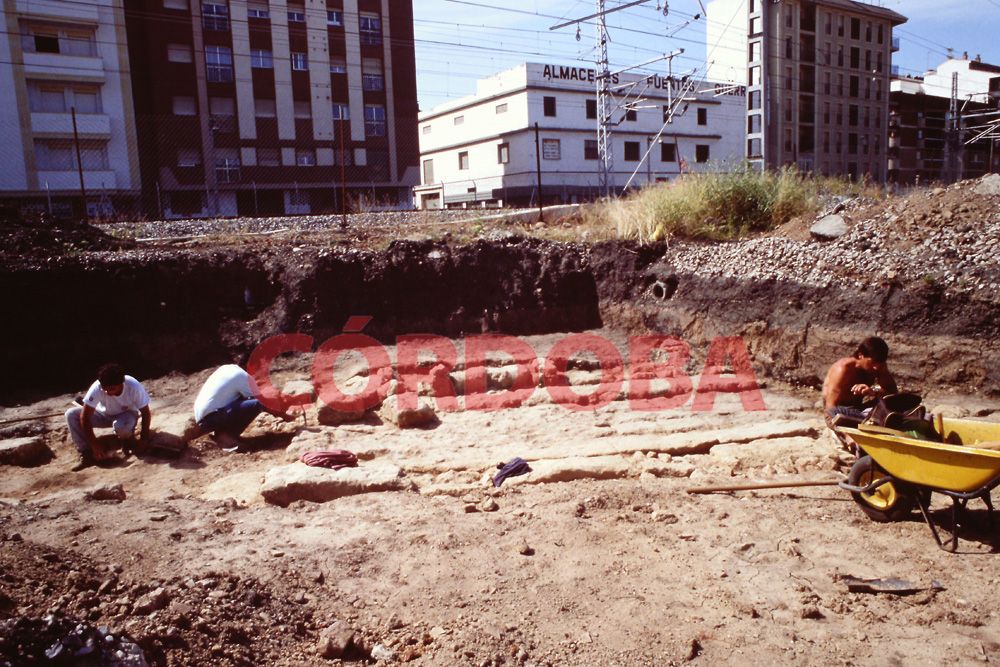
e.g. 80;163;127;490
100;209;505;241
661;176;1000;297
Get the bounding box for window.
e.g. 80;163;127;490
695;145;709;163
422;125;431;135
750;17;761;35
164;0;188;9
850;17;860;40
623;141;639;161
28;84;102;114
254;98;276;117
748;90;761;110
749;66;761;86
496;103;508;114
747;114;761;134
172;96;197;115
497;143;509;164
747;138;762;158
167;43;193;63
850;47;859;69
32;32;60;54
205;45;233;82
247;5;269;19
422;159;434;184
332;103;349;121
458;151;469;170
330;57;346;74
24;26;96;56
35;139;108;171
287;9;305;22
453;116;464;126
215;150;240;182
848;105;859;127
72;88;101;114
177;149;200;167
294;100;311;119
624;109;637;122
878;25;884;44
258;148;280;166
749;41;761;61
849;76;859;97
327;10;343;26
202;3;229;31
209;97;235;132
291;52;308;71
362;73;384;91
584;139;599;160
865;21;872;42
543;96;556;117
296;149;316;166
542;139;561;160
660;142;676;162
359;14;382;45
364;104;386;136
250;49;273;69
697;108;707;125
28;84;66;113
586;99;597;119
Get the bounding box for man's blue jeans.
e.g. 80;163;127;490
197;397;263;437
66;407;138;454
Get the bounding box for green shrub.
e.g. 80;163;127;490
604;167;868;243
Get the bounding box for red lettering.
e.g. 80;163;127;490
247;333;314;414
464;335;538;411
396;334;459;412
544;334;624;411
312;334;392;412
691;337;765;412
628;336;693;411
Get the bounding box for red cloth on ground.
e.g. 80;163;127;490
299;449;358;470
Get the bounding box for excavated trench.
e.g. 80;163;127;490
3;237;1000;404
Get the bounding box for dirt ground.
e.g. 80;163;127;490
3;330;1000;666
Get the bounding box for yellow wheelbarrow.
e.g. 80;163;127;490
836;416;1000;552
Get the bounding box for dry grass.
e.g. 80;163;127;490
579;168;884;244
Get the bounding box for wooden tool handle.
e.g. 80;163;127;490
687;479;843;494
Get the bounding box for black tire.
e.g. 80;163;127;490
847;455;916;522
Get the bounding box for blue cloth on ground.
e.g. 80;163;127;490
493;457;532;487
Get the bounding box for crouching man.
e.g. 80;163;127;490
190;364;292;451
66;363;152;471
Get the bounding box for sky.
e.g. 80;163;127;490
411;0;1000;112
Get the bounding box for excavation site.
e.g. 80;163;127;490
3;176;1000;666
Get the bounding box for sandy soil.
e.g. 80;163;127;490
3;330;1000;666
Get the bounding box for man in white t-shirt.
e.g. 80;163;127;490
190;364;291;451
65;363;152;471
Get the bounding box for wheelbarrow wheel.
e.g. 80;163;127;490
847;455;916;522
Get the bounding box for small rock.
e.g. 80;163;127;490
800;606;825;620
0;437;53;467
371;643;395;661
132;587;169;615
379;394;437;429
85;484;126;502
518;542;534;556
480;497;499;512
810;214;848;241
463;504;478;513
318;620;355;659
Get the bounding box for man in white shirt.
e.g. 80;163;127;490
191;364;291;451
66;363;152;471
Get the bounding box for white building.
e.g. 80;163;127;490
413;62;746;209
0;0;141;216
918;55;1000;104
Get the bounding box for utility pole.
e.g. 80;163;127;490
596;0;612;197
944;71;961;183
534;122;543;220
71;106;87;219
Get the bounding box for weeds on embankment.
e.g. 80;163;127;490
584;167;882;243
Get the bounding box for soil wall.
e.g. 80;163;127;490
3;237;998;403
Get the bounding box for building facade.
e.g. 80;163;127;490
888;57;1000;185
124;0;419;218
413;63;747;209
0;0;142;217
707;0;906;182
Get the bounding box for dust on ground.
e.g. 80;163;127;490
3;330;1000;666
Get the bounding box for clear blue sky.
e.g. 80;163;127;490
412;0;1000;112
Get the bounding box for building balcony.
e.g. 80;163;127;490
891;36;900;52
31;112;111;137
16;0;99;23
37;170;117;191
23;52;105;81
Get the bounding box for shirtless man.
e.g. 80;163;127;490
822;336;898;427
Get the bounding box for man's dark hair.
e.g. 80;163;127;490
97;363;126;387
855;337;889;363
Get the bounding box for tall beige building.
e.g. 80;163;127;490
707;0;906;181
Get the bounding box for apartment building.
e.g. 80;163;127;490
0;0;141;216
123;0;419;218
707;0;906;182
413;63;746;209
888;57;1000;184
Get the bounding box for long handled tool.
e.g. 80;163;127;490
687;478;844;494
